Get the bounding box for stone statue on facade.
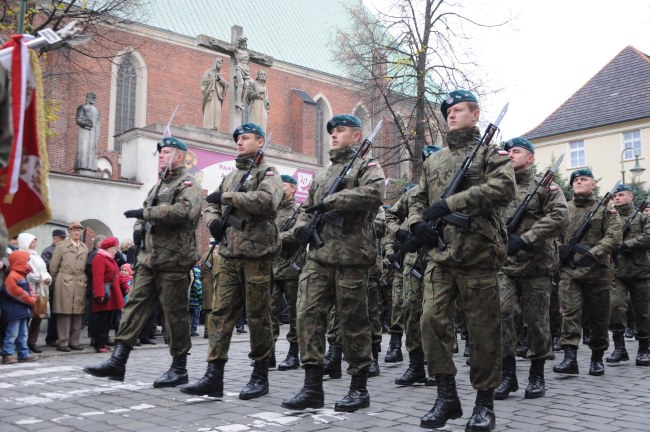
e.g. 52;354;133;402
75;92;100;175
201;58;229;130
246;70;270;131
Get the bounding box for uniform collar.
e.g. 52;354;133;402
614;201;635;215
235;155;255;170
574;192;596;207
515;166;534;184
329;146;355;163
445;127;480;150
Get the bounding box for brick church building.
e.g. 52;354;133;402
38;0;412;249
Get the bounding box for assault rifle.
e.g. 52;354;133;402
279;203;303;232
210;133;272;251
409;103;509;279
290;120;383;271
613;197;648;264
506;154;564;240
561;181;620;268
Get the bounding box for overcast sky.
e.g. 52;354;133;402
364;0;650;139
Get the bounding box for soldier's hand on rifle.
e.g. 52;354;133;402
620;242;634;255
387;252;400;265
209;220;225;241
304;201;328;213
124;208;144;219
295;226;314;244
558;245;571;262
507;235;530;256
401;237;422;253
411;221;438;247
422;199;450;222
577;251;596;267
395;229;411;244
133;230;142;246
206;191;223;204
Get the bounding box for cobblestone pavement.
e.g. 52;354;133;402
1;325;648;431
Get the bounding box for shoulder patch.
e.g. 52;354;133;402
183;180;193;187
265;168;275;176
368;161;378;167
498;150;509;156
549;185;558;191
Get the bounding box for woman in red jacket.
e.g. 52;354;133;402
91;238;128;353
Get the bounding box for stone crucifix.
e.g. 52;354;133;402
197;25;273;132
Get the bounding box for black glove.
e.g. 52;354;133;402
558;245;572;262
124;208;144;219
392;240;402;254
304;201;327;213
411;221;438;247
206;191;223;204
209;219;225;241
395;229;411;244
422;199;451;222
133;230;142;246
578;251;596;267
295;226;314;244
401;237;423;253
387;253;400;265
620;242;634;255
507;235;529;256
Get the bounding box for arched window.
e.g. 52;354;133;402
108;49;147;151
314;94;332;166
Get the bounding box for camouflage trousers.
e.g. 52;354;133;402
327;269;382;348
402;270;424;353
271;277;299;344
297;260;372;375
115;266;191;358
559;275;610;352
498;273;551;360
378;270;392;329
610;276;649;340
389;271;404;335
421;265;502;391
206;257;273;362
550;276;561;338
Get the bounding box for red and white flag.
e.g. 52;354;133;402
0;34;51;236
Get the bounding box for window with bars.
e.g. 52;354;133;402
115;55;137;137
623;130;642;160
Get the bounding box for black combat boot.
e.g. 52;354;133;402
553;345;579;375
589;350;605;376
323;343;342;379
384;333;403;363
420;374;463;429
625;326;635;339
525;358;545;399
606;332;629;363
515;339;528;358
494;355;518;400
636;339;650;366
425;376;437;386
83;343;132;381
334;368;370;412
552;337;562;352
368;343;381;378
239;358;270;400
464;341;471;358
466;389;496;432
154;354;189;388
395;349;427;386
582;328;591;345
278;342;300;371
180;360;225;397
281;366;324;409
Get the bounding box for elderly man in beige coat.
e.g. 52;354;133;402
50;221;89;352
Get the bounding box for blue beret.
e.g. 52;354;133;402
281;174;297;185
440;89;478;121
233;123;265;142
615;183;633;193
421;145;442;161
570;168;594;185
504;137;535;154
157;136;188;152
326;114;362;134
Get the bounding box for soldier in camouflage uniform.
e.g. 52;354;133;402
407;90;516;431
384;246;405;363
282;114;385;413
273;174;302;371
181;123;283;400
607;184;650;366
494;138;568;401
84;137;203;387
553;169;621;376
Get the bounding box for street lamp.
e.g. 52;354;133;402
620;147;645;184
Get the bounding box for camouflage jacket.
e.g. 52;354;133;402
385;187;419;269
500;167;568;276
560;193;621;281
614;202;650;279
294;146;385;267
370;206;386;277
274;196;300;280
135;166;202;271
205;156;283;259
408;127;516;270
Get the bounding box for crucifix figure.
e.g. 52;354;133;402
197;26;273;131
